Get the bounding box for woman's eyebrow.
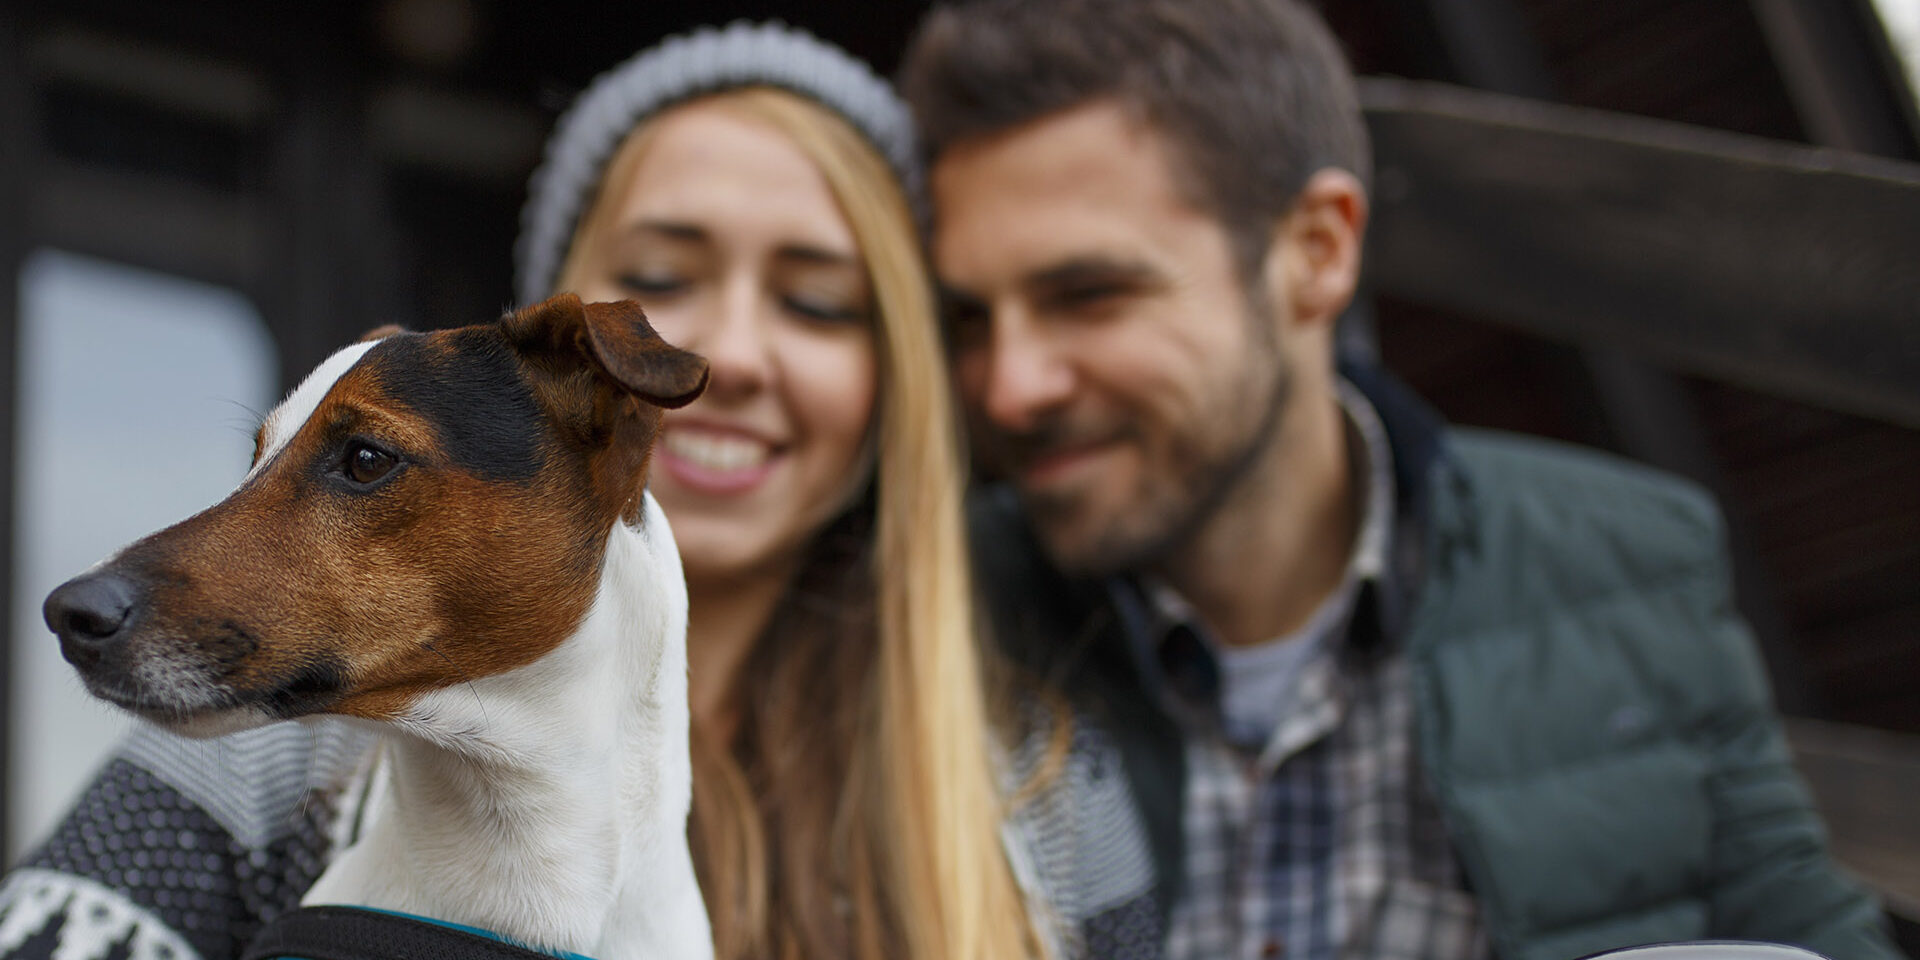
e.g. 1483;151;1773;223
773;243;861;267
623;220;708;243
619;224;855;267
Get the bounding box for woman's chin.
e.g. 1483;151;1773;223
669;525;791;588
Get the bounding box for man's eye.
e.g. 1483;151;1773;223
1047;285;1126;312
945;311;990;353
343;443;399;486
941;294;991;348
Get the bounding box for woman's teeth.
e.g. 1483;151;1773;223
666;431;771;472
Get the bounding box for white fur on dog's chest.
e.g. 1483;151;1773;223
302;496;711;960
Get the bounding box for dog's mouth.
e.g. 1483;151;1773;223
78;647;349;735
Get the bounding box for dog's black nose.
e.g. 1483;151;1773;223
45;572;142;666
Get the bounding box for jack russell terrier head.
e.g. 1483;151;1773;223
44;294;707;737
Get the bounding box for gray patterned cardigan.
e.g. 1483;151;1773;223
0;708;1164;960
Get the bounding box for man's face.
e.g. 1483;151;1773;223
933;102;1292;576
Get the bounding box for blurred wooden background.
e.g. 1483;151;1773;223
1;0;1915;947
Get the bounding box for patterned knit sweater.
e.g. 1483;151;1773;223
0;722;371;960
0;712;1164;960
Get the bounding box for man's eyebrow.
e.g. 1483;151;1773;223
1024;256;1163;293
935;256;1162;321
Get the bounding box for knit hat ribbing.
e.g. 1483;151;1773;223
514;21;921;306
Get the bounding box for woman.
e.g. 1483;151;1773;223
517;22;1038;960
0;21;1044;960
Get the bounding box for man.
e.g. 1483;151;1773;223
898;2;1903;959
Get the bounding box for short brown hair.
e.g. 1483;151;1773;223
900;0;1370;276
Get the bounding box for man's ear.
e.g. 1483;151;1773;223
358;324;406;343
501;293;709;409
1266;168;1369;330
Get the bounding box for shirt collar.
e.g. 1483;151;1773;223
1341;377;1397;587
1111;378;1400;714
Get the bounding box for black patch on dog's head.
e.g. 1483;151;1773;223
361;330;546;483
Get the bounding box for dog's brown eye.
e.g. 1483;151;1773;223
344;443;398;486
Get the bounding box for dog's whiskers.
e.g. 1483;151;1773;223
421;639;491;728
218;397;268;423
290;724;319;830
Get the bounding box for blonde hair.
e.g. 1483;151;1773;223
558;88;1037;960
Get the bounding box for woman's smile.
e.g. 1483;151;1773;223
659;423;783;495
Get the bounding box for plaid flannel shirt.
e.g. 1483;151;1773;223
1117;382;1488;960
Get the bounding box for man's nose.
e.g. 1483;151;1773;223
975;314;1074;432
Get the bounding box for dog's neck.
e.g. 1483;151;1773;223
303;496;712;960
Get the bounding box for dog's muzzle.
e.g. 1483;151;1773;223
45;570;144;671
41;567;290;735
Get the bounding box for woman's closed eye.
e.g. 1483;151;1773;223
778;263;871;325
782;291;870;324
617;271;688;299
771;249;871;326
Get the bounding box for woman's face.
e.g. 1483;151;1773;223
571;103;878;585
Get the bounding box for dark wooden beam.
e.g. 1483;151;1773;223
1363;77;1920;431
30;160;270;291
1418;0;1554;96
1380;0;1820;715
1786;718;1920;926
265;10;402;388
0;0;28;860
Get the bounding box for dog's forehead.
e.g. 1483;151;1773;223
254;339;384;471
252;328;549;483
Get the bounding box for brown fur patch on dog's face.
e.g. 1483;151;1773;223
79;300;702;728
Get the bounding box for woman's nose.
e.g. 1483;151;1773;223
692;287;775;400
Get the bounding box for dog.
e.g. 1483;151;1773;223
42;294;715;960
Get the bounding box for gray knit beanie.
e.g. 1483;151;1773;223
515;21;921;306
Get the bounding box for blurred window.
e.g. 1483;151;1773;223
9;249;276;860
1870;0;1920;102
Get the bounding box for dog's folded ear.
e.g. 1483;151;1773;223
503;294;709;409
357;324;407;343
579;300;709;408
